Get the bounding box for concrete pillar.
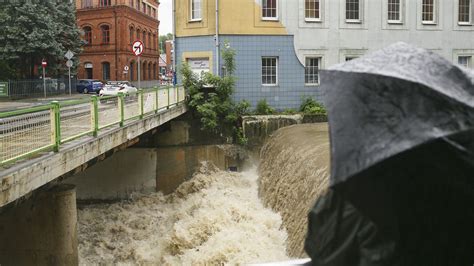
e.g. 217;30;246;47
0;184;78;266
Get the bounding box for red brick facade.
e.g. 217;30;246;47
76;0;160;82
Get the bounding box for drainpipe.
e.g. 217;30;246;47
114;9;119;80
215;0;219;76
172;0;177;85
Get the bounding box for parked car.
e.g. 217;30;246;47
76;79;103;94
99;81;137;96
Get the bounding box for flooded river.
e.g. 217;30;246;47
78;162;289;265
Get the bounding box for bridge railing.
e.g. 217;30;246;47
0;85;186;166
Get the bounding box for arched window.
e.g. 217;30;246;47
100;25;110;44
129;27;134;44
136;0;141;10
153;63;157;80
136;29;141;42
153;34;156;50
142;62;147;80
148;62;152;80
142;31;147;49
102;62;110;80
148;32;152;50
129;0;134;7
130;61;135;81
83;26;92;45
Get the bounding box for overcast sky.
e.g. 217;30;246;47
159;0;172;35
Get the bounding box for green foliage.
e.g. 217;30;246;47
181;42;249;145
255;99;275;115
299;97;327;114
282;108;297;115
159;33;174;51
0;0;83;79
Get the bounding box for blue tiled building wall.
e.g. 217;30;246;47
176;35;324;110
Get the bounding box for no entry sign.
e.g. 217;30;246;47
132;40;144;56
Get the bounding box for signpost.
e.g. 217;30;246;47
132;40;144;89
65;50;74;96
123;65;129;79
42;59;47;98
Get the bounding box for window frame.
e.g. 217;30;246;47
458;0;472;25
261;57;278;86
99;0;111;7
102;62;111;81
82;0;92;8
190;0;202;21
262;0;279;21
305;0;321;22
422;0;436;24
387;0;403;24
458;56;472;68
345;0;361;23
83;26;92;45
100;25;110;44
304;56;321;86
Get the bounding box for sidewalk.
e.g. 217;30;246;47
0;93;90;112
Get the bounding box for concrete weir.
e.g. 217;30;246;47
0;184;78;265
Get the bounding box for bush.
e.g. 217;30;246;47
282;108;297;115
299;97;327;115
255;99;275;115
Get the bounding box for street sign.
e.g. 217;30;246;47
42;59;47;67
0;82;8;97
132;40;144;56
66;60;73;68
65;50;74;60
124;66;129;71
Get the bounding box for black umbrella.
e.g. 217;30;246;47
306;43;474;265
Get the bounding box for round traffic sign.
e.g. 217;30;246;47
66;60;73;68
124;66;129;71
132;40;144;56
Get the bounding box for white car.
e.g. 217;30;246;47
99;81;137;96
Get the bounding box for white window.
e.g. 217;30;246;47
458;56;472;68
305;57;320;85
346;0;360;21
422;0;435;23
305;0;321;21
262;57;278;86
459;0;471;24
262;0;278;20
388;0;401;22
190;0;202;21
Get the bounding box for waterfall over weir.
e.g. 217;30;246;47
77;123;330;263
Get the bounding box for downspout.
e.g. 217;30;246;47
172;0;177;85
114;8;119;80
215;0;219;76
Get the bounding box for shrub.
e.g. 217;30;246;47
299;97;327;115
255;99;275;115
282;108;297;115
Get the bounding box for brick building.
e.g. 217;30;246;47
76;0;160;82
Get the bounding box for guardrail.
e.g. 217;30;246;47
0;85;186;166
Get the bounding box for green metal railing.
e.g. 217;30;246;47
0;85;186;166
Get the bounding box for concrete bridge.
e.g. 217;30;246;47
0;87;187;208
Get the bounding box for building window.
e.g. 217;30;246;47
83;26;92;45
148;62;152;80
153;34;157;50
388;0;401;22
346;0;360;21
136;0;141;10
458;56;472;68
129;27;134;44
190;0;202;20
100;25;110;44
459;0;471;24
152;8;156;18
142;3;146;13
305;57;320;85
148;33;152;50
130;62;135;81
99;0;111;7
305;0;320;21
129;0;134;7
262;0;278;20
262;57;278;86
102;62;110;80
82;0;92;8
137;29;141;42
142;31;147;48
422;0;435;23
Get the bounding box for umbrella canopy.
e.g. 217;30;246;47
320;42;474;264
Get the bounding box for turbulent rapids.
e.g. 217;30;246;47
78;123;330;264
78;163;289;265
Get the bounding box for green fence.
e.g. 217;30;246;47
0;86;186;166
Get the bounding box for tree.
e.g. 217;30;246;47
0;0;83;79
159;33;173;52
181;41;249;144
